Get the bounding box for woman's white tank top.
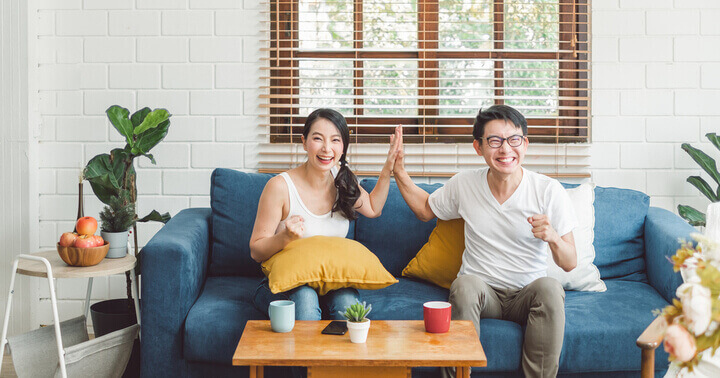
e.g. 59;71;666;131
274;172;350;238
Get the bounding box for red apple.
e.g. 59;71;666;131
73;235;96;248
58;232;78;247
76;216;98;236
92;235;105;247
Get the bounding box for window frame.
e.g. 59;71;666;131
268;0;589;145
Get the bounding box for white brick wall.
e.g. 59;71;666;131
591;2;718;217
30;1;720;326
35;0;265;324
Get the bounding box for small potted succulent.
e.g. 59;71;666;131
340;301;372;343
99;191;135;258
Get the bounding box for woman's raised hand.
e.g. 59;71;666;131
384;125;403;174
284;215;304;241
392;125;405;174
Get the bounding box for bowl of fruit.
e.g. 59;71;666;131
57;216;109;267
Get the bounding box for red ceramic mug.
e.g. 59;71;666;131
423;301;452;333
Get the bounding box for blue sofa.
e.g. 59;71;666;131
140;168;694;377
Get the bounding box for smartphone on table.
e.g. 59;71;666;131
321;320;347;335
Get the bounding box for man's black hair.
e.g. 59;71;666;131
472;105;528;140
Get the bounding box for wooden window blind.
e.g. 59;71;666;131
260;0;590;178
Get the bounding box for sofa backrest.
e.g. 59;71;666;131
210;169;270;276
209;168;650;282
591;186;650;281
356;178;441;277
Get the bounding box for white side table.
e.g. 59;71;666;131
0;250;140;378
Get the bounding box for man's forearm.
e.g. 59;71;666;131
548;237;577;272
394;169;435;222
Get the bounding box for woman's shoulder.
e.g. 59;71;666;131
263;174;290;198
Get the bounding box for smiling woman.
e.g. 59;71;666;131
247;108;400;331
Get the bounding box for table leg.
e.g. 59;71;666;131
84;277;93;320
44;261;68;378
249;365;264;378
130;267;141;340
457;366;470;378
0;259;20;376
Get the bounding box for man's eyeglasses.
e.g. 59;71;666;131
481;135;525;148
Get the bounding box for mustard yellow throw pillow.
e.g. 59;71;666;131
261;236;398;295
402;219;465;289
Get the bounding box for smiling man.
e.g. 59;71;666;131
392;105;577;378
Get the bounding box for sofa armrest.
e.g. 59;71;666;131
140;208;212;378
636;316;667;378
644;207;695;304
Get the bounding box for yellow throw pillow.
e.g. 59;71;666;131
261;236;398;295
402;219;465;289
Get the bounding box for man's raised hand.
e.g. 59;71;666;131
393;125;406;174
527;214;560;244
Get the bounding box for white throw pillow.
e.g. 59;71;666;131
546;183;607;292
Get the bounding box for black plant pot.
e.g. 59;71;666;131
90;298;140;378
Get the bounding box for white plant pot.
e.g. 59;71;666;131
347;319;370;344
101;230;129;259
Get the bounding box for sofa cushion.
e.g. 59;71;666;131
402;218;465;289
560;279;669;372
184;276;265;363
210;169;272;276
261;236;397;295
591;187;649;281
356;179;441;276
560;183;649;281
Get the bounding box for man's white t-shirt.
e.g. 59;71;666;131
428;167;577;290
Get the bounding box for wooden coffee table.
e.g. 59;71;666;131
232;320;486;378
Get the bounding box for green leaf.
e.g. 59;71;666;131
678;204;706;227
106;105;134;146
109;148;132;184
708;133;720;153
134;119;170;156
134;108;170;135
137;210;171;224
84;154;121;205
131;107;151;128
84;149;137;205
682;143;720;185
687;176;719;201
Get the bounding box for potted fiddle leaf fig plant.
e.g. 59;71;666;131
340;301;373;344
678;133;720;227
83;105;172;377
99;191;135;258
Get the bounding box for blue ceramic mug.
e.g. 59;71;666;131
269;300;295;333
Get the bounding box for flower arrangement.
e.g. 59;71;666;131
661;233;720;370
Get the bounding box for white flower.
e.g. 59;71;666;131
677;282;713;336
681;255;702;284
692;233;720;262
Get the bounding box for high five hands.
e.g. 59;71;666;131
383;125;403;174
386;125;405;175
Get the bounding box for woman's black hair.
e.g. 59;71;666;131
303;108;360;220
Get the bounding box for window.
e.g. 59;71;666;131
261;0;590;177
